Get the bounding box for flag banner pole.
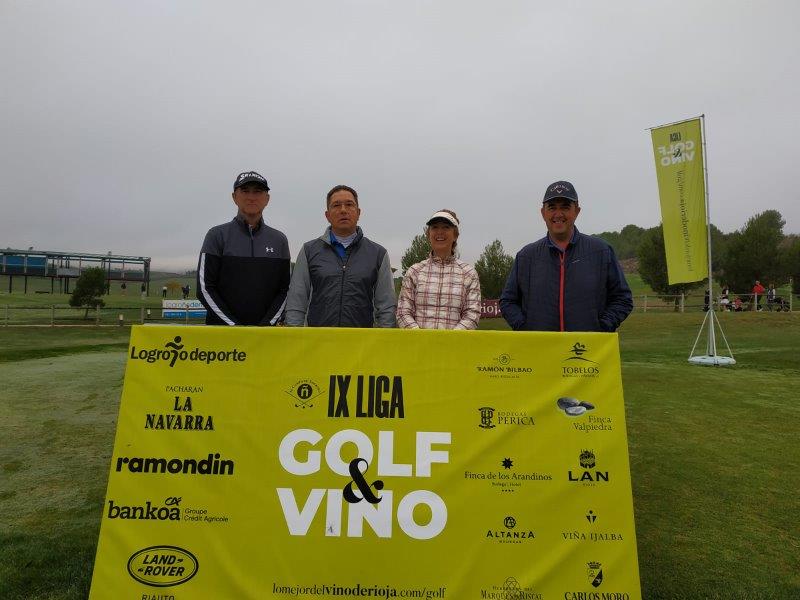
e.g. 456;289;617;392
646;115;704;131
649;114;735;366
649;118;708;285
700;115;717;356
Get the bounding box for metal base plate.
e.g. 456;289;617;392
688;355;736;366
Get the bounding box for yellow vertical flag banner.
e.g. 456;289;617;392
651;118;709;284
90;326;641;599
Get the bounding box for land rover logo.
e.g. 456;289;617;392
127;545;198;587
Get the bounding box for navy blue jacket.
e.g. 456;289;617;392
500;229;633;332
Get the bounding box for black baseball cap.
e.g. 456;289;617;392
233;171;270;191
543;180;578;203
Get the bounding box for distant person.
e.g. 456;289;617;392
161;285;167;298
500;180;633;332
703;289;710;312
733;296;743;312
140;283;146;299
752;280;765;311
720;285;730;311
766;283;776;310
397;210;481;329
197;171;290;326
120;282;126;296
285;185;396;327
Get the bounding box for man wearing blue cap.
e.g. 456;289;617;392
197;171;290;326
500;180;633;332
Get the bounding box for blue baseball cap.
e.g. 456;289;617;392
543;180;578;203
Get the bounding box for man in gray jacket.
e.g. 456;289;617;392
285;185;396;327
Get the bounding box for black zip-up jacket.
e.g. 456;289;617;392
500;229;633;332
197;214;290;326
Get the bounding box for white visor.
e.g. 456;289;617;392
426;211;459;228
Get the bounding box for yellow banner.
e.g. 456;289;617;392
90;326;641;599
651;118;709;284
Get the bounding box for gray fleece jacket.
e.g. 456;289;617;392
285;227;397;327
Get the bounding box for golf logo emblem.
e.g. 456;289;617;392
285;379;324;409
127;545;198;587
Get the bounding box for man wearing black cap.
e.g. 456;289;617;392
500;181;633;332
196;171;290;326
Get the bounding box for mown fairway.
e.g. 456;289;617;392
1;313;798;599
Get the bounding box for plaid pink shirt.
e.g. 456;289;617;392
397;255;482;330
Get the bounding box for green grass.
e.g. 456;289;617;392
617;312;800;599
1;314;799;599
0;350;125;600
0;328;131;362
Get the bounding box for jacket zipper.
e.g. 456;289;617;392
337;250;351;326
248;226;255;257
559;250;566;332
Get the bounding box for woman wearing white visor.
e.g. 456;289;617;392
397;209;482;330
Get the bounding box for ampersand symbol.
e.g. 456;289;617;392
342;458;384;504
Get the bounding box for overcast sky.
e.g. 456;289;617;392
1;1;797;271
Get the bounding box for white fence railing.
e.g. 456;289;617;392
1;305;206;326
633;292;795;313
2;294;797;326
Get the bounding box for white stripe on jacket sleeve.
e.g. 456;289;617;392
199;253;235;326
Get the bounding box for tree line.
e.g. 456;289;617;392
400;209;799;300
67;209;799;314
597;209;799;297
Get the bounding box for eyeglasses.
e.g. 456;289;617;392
329;201;358;211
